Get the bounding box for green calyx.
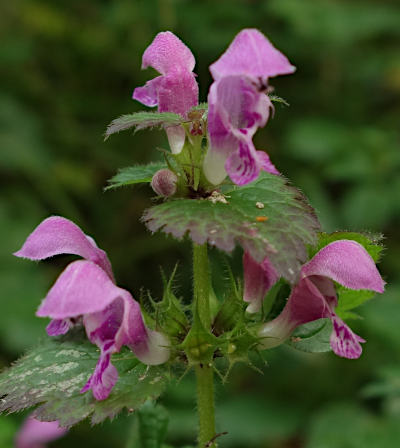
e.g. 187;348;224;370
180;309;219;365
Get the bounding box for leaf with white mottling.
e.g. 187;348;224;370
0;332;169;427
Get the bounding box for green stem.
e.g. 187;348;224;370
192;243;216;447
193;243;211;328
195;364;216;448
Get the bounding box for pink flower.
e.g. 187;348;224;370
243;252;279;313
203;29;295;185
133;31;199;154
258;240;385;359
15;217;170;400
15;415;67;448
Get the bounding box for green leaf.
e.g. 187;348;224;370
287;319;332;353
362;365;400;399
0;332;169;427
106;162;167;190
143;172;320;282
335;288;376;318
105;111;183;139
306;402;400;448
126;401;169;448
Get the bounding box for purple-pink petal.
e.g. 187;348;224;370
225;140;260;185
259;277;332;350
14;216;114;280
226;141;279;186
156;70;198;117
209;28;295;81
141;31;195;75
210;75;269;132
133;70;198;120
204;75;274;185
80;340;118;401
243;252;279;313
15;415;67;448
302;240;385;293
46;318;71;336
330;315;365;359
281;277;332;327
256;150;280;175
36;260;128;319
132;77;162;107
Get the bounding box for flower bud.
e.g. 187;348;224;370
151;169;178;197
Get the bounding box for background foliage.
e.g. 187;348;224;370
0;0;399;446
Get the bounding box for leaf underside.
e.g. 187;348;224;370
106;162;167;190
143;172;320;283
105;111;183;139
0;332;168;427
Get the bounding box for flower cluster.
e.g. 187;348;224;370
133;28;294;187
15;217;169;400
133;29;385;359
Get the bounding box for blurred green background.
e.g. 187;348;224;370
1;0;400;446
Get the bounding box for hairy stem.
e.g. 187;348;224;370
193;243;211;328
195;364;216;447
193;243;216;447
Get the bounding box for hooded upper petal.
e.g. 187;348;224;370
302;240;385;293
15;415;67;448
14;216;114;280
243;252;279;313
209;28;295;81
141;31;195;74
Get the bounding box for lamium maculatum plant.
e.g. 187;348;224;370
1;29;386;448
